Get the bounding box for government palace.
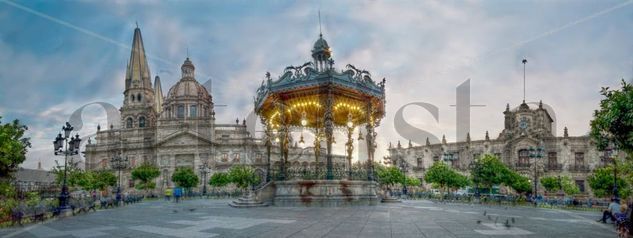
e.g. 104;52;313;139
387;101;609;196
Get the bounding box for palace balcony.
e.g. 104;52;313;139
544;163;563;172
514;163;531;169
569;164;591;173
412;166;426;172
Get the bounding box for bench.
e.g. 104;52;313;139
70;199;97;215
10;204;47;225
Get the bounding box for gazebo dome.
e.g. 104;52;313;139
311;34;332;71
312;35;330;53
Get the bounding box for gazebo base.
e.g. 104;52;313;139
272;180;379;207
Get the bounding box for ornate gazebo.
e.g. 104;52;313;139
253;33;386;206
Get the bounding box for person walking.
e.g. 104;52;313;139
165;187;172;201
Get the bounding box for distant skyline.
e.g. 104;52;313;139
0;0;631;170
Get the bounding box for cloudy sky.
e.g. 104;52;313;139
0;0;632;170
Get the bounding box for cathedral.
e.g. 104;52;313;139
388;101;609;196
84;27;345;192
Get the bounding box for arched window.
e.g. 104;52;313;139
190;105;197;118
139;116;146;128
126;118;133;128
131;94;135;102
518;149;529;166
137;93;142;102
177;105;185;118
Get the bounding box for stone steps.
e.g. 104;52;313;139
229;194;268;208
381;196;402;203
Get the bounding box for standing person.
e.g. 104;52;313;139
599;198;621;223
174;187;182;203
165;187;172;201
123;191;129;205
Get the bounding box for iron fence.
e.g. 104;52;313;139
270;167;372;181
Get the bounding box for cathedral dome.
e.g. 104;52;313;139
167;78;210;99
162;57;213;120
165;57;211;100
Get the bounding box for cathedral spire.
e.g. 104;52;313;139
125;26;152;90
154;76;163;113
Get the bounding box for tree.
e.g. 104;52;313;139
172;167;199;195
93;170;117;191
376;166;405;187
448;172;470;192
406;176;422;187
561;176;580;195
76;171;96;191
540;176;560;193
0;181;17;222
52;159;83;188
209;172;231;187
425;162;469;197
508;173;531;194
541;176;580;195
590;80;633;156
66;170;115;192
0;116;31;180
228;165;261;190
588;166;630;198
471;154;511;194
131;163;160;192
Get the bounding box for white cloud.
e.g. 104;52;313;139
2;1;632;169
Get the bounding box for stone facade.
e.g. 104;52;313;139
84;27;345;193
388;101;610;196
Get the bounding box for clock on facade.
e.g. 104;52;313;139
519;117;528;129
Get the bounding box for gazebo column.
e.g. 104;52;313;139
313;127;321;176
324;90;334;180
264;121;272;182
346;126;354;180
277;101;289;181
365;102;375;181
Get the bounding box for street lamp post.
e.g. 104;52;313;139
605;142;618;199
198;163;209;197
110;153;128;205
52;122;81;213
529;144;544;207
399;156;409;197
468;159;481;200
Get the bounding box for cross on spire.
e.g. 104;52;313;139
318;10;322;37
522;58;528;103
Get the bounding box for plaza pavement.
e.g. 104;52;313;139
0;199;617;238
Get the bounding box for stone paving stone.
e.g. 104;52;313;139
422;228;458;238
0;199;619;238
